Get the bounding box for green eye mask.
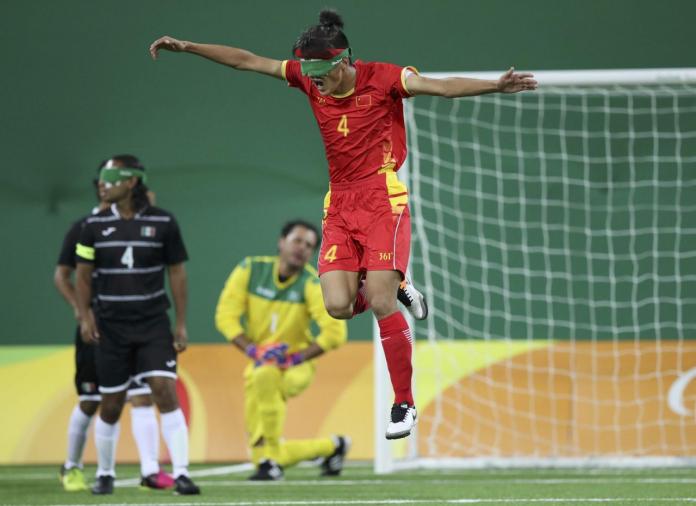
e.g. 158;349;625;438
300;48;351;77
99;167;148;184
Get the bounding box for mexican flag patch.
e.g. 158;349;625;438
141;226;156;238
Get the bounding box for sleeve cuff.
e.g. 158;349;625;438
401;66;419;96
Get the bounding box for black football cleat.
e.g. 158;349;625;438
320;435;352;476
248;459;284;481
91;474;114;495
174;474;201;495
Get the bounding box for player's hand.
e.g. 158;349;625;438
261;343;304;370
173;323;188;353
244;343;266;365
80;311;99;344
261;343;289;363
149;36;188;60
497;67;538;93
276;352;304;370
248;343;289;368
250;343;288;367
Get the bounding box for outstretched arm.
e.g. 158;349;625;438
149;36;284;79
406;67;537;98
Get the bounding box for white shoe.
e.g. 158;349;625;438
397;279;428;320
385;403;417;440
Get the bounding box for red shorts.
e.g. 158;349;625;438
318;170;410;277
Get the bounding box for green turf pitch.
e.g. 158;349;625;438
1;463;696;505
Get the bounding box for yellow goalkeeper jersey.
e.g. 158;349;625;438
215;256;346;353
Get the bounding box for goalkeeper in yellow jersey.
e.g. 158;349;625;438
215;220;348;481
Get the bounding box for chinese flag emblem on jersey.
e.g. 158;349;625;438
356;95;372;108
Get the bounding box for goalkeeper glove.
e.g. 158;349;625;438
260;343;288;362
244;344;259;360
244;343;282;367
276;351;304;370
260;343;304;369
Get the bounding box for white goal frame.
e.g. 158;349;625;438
374;67;696;474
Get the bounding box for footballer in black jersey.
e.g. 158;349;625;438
74;155;199;495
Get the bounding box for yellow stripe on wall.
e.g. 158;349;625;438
415;340;553;415
0;347;74;461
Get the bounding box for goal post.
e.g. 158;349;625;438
374;68;696;472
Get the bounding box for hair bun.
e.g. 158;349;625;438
319;9;344;30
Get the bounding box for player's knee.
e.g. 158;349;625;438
99;399;124;424
148;378;179;412
324;299;353;319
153;392;179;412
79;400;99;417
252;365;282;390
368;292;397;318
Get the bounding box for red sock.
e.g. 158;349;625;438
378;311;414;406
351;278;370;316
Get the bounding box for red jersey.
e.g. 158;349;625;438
283;59;417;184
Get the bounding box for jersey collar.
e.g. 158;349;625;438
110;203;145;219
330;62;359;99
273;257;300;290
330;87;355;99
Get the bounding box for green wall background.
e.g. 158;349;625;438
1;0;695;344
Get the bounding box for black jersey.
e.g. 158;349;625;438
57;217;88;268
57;213;99;305
76;204;188;321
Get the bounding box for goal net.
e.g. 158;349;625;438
374;68;696;472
